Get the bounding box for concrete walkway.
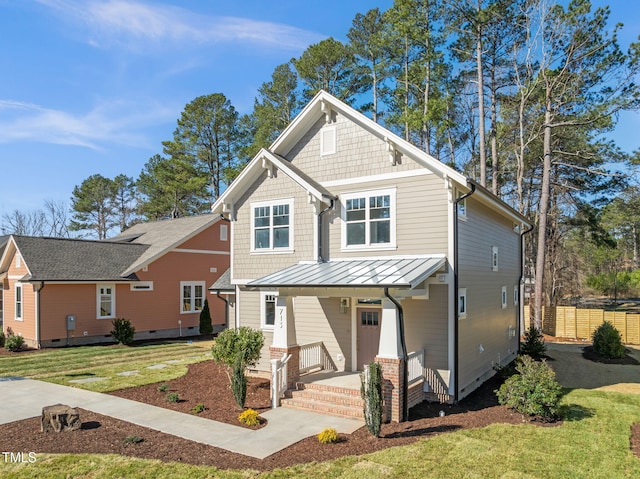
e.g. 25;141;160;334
0;377;363;459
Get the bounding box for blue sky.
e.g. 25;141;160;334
0;0;637;217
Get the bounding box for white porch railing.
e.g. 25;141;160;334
407;349;425;385
299;341;337;375
270;353;291;408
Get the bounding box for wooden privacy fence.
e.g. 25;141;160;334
524;306;640;345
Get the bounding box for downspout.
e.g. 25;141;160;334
317;197;336;263
453;181;476;403
36;281;44;349
518;224;534;350
384;287;408;422
216;290;229;331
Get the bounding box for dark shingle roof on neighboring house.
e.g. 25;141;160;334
12;236;149;281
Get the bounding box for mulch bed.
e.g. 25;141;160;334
0;358;638;471
582;346;640;365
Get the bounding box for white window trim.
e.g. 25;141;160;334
260;291;278;330
320;125;337;156
492;246;499;271
96;284;116;320
15;282;23;321
341;188;397;251
458;288;467;318
514;285;519;305
220;223;228;241
130;281;154;291
501;286;508;309
180;281;205;314
250;198;294;254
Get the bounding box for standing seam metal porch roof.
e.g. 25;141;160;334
247;257;446;289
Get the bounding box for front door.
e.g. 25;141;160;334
357;308;381;370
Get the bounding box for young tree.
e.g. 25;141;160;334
69;174;118;239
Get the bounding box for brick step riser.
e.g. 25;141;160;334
294;382;362;397
281;398;364;419
286;389;364;407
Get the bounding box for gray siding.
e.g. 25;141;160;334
457;197;521;396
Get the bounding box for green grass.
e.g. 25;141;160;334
1;388;639;478
0;340;213;392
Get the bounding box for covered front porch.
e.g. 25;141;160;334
249;256;447;422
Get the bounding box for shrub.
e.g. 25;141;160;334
199;299;213;336
190;403;207;414
496;355;562;419
0;330;5;347
238;408;260;426
110;318;135;345
5;332;24;352
520;325;546;359
360;361;383;437
212;327;264;409
165;392;179;403
317;428;339;444
157;383;169;392
592;321;625;359
122;435;143;445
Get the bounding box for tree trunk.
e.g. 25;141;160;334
476;2;487;187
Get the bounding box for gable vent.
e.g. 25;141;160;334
320;126;337;156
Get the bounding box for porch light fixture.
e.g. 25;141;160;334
340;298;350;313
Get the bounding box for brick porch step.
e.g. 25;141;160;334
280;382;364;420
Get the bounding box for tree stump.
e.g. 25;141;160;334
41;404;81;433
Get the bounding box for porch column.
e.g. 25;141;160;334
269;296;299;388
375;298;406;423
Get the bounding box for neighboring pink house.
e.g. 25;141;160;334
0;215;229;348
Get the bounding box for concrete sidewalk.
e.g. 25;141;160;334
0;377;363;459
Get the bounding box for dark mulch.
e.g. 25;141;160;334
582;346;640;365
0;359;638;471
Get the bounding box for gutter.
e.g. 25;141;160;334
35;281;45;349
518;224;534;350
453;181;476;403
384;287;408;422
317;197;336;263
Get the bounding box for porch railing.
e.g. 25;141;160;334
270;352;291;408
299;341;337;375
407;349;425;385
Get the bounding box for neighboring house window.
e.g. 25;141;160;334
457;192;467;219
320;125;337;156
501;286;508;309
97;284;115;319
260;292;277;329
220;224;228;241
15;283;23;321
251;199;293;252
342;189;396;249
181;281;205;313
458;288;467;318
514;285;519;305
491;246;499;271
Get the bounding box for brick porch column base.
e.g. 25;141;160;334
375;356;406;423
270;345;300;388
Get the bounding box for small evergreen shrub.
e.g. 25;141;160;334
122;435;143;445
231;354;247;409
157;383;169;392
361;361;383;437
238;408;260;426
592;321;625;359
165;392;180;403
190;403;207;414
317;428;339;444
5;332;24;352
110;318;135;345
199;299;213;336
496;355;562;419
0;330;5;347
520;325;546;359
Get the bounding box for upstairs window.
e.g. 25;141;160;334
458;288;467;318
251;199;293;252
492;246;499;271
15;283;23;321
342;189;396;250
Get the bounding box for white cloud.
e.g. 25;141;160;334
0;99;176;149
36;0;323;52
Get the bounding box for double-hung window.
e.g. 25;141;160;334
181;281;205;313
15;283;23;321
251;199;293;252
342;189;396;250
97;284;115;319
260;291;278;329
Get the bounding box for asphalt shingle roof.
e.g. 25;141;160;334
12;236;149;281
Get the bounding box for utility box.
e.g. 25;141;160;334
66;315;76;331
